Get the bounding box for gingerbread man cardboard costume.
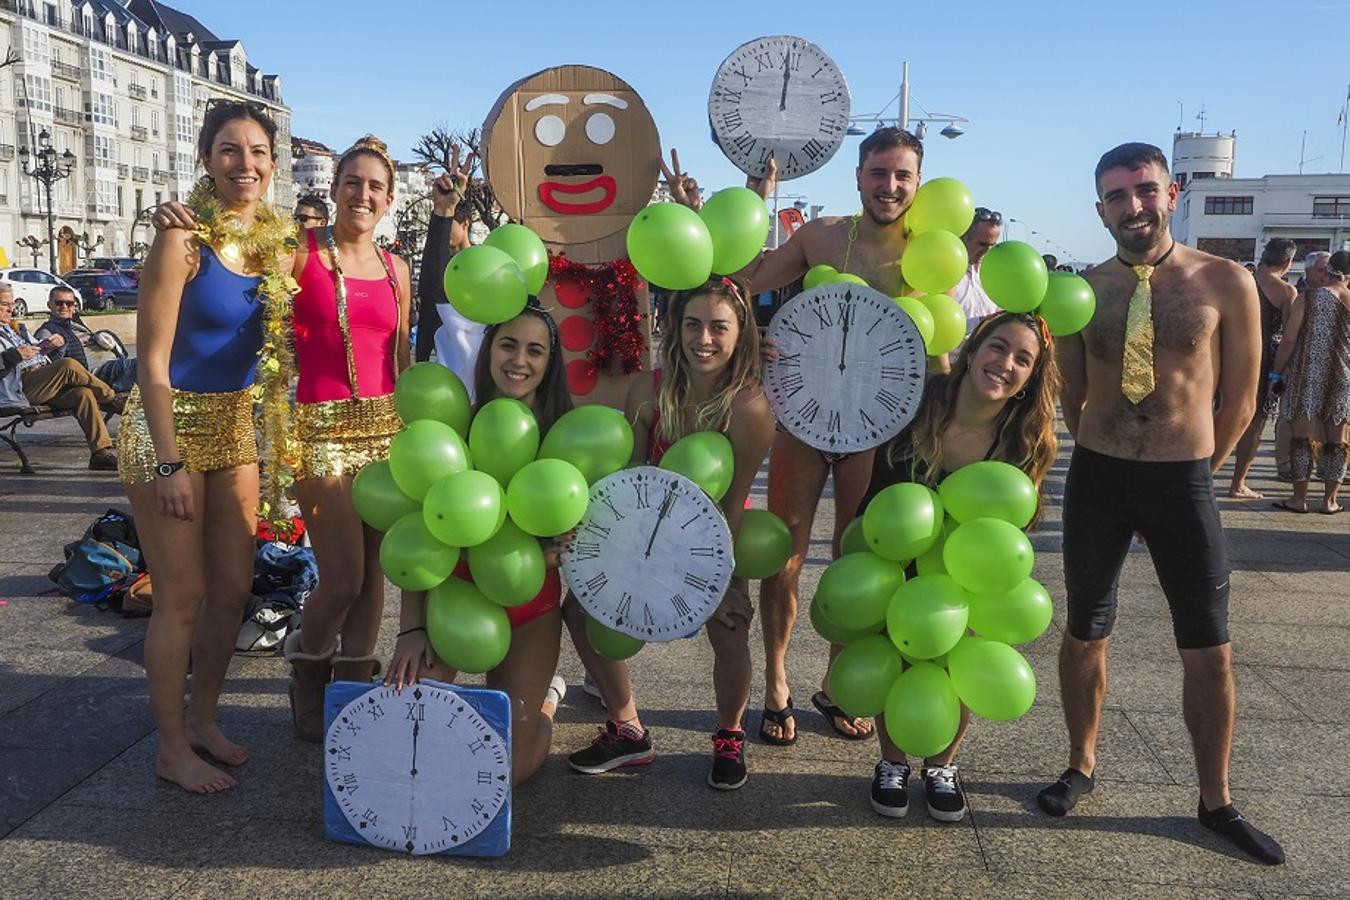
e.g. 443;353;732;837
482;65;661;410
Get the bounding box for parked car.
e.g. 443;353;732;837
89;257;141;284
61;271;139;310
0;268;85;316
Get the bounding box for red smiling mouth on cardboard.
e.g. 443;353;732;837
538;175;617;215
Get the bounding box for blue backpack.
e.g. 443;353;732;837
50;509;143;599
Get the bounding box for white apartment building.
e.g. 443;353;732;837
0;0;291;271
1171;131;1350;275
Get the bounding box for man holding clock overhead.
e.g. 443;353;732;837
709;126;925;742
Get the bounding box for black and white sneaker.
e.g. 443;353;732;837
567;720;655;774
870;760;911;818
922;764;967;822
708;729;748;790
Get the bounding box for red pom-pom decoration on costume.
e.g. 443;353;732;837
547;253;646;382
560;315;596;352
566;358;599;396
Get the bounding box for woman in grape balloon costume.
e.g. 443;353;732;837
852;311;1059;821
563;278;775;790
384;302;574;785
123;102;296;793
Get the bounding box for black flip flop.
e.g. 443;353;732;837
1270;500;1308;514
1321;505;1345;515
759;697;797;746
810;691;873;741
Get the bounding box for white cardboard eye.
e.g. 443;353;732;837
535;115;566;147
585;112;615;145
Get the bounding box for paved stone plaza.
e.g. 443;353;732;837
1;416;1347;898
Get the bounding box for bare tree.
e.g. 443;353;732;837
412;124;506;231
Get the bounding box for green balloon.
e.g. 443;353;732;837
733;509;791;578
379;512;459;591
1038;272;1096;336
423;470;504;548
659;430;734;501
815;551;906;631
939;460;1038;528
467;519;546;608
506;458;589;537
482;223;549;295
980;241;1049;314
946;636;1036;721
388;419;471;501
917;293;967;356
803;264;839;289
901;230;968;294
700;187;770;275
426;576;512;673
394;362;471;436
968;577;1053;645
894;295;935;349
905;178;975;237
827;634;903;718
862;482;944;562
626;202;714;290
824;272;869;286
839;516;869;555
809;596;884;644
943;517;1035;596
884;662;961;758
914;517;955;575
585;614;644;661
538;405;634;485
886;573;970;660
443;244;528;325
899;649;948;669
351;460;420;532
469;397;540;486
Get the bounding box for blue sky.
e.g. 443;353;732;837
205;0;1346;265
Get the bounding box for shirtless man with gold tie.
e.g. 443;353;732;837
1039;142;1282;865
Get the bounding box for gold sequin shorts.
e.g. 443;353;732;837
117;385;258;484
294;393;403;480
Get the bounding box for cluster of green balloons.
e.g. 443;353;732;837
352;364;640;673
981;241;1097;336
815;459;1050;757
443;224;549;325
627;189;770;290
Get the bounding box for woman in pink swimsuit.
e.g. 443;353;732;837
282;136;411;740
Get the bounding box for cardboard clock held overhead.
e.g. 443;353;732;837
482;65;661;264
481;64;659;410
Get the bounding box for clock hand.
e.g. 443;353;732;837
643;486;677;558
410;718;420;777
780;50;791;111
838;305;851;373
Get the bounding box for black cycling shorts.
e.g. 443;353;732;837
1063;446;1230;649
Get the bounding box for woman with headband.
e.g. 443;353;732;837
563;277;776;791
385;300;574;785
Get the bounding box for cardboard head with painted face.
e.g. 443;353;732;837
483;65;660;260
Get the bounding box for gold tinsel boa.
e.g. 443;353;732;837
187;177;300;526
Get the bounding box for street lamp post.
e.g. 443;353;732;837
18;128;77;274
847;61;969;141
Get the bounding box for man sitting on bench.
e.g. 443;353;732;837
0;283;118;471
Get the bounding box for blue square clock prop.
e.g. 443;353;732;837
323;679;512;858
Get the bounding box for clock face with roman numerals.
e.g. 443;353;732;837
708;35;850;180
324;682;510;856
764;284;926;453
561;466;733;642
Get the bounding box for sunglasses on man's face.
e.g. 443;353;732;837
52;300;77;308
295;214;325;225
974;207;1003;225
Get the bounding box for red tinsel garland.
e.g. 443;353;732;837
547;253;646;377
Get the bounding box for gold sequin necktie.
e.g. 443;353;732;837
1118;242;1175;405
1120;264;1156;404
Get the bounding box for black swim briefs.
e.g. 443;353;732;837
1063;445;1230;649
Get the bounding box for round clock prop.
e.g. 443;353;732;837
708;35;851;180
323;680;512;858
764;284;926;454
562;466;733;642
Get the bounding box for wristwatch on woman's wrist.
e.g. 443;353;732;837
156;460;185;478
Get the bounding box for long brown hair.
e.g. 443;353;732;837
901;312;1060;522
655;278;761;443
